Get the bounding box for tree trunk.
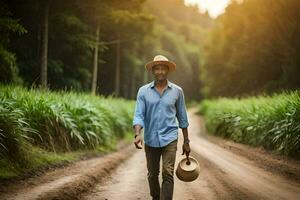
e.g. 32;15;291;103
91;22;100;95
40;0;50;88
115;33;121;96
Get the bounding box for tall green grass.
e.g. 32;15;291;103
199;91;300;158
0;84;135;177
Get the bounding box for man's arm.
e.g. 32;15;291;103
181;127;191;156
134;124;143;136
176;88;189;129
175;88;191;156
134;125;143;149
182;127;189;142
132;88;145;149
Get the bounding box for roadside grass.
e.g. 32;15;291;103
198;91;300;158
0;84;135;179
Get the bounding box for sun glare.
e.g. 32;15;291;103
184;0;231;18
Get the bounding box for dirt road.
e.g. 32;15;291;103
2;108;300;200
83;108;300;200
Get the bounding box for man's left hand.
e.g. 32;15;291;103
182;143;191;156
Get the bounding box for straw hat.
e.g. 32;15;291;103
145;55;176;72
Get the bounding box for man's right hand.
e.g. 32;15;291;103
134;134;143;149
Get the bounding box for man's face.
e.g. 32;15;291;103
152;64;169;81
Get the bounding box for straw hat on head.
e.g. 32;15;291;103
145;55;176;72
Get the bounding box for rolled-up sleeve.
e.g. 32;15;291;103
133;88;145;128
176;88;189;128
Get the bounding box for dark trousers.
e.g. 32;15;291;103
145;139;178;200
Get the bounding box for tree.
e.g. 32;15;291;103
40;0;51;88
201;0;300;98
0;1;26;84
91;22;100;95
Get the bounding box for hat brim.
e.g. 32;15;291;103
145;60;176;72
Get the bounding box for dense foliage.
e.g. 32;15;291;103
199;91;300;158
0;84;134;174
201;0;300;98
0;0;212;99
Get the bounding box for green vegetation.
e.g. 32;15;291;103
0;85;134;178
199;91;300;158
201;0;300;97
0;0;212;100
1;0;300;176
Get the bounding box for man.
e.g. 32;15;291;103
133;55;191;200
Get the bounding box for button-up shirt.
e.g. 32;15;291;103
133;80;189;147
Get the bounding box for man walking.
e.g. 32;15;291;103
133;55;191;200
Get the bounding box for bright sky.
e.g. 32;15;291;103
184;0;231;18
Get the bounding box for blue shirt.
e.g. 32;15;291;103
133;80;189;147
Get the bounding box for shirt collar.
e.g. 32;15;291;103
150;79;172;89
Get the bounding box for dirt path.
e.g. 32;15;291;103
2;108;300;200
83;108;300;200
83;150;149;200
1;142;135;200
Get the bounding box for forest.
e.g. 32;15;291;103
1;0;300;182
1;0;299;99
0;0;212;100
